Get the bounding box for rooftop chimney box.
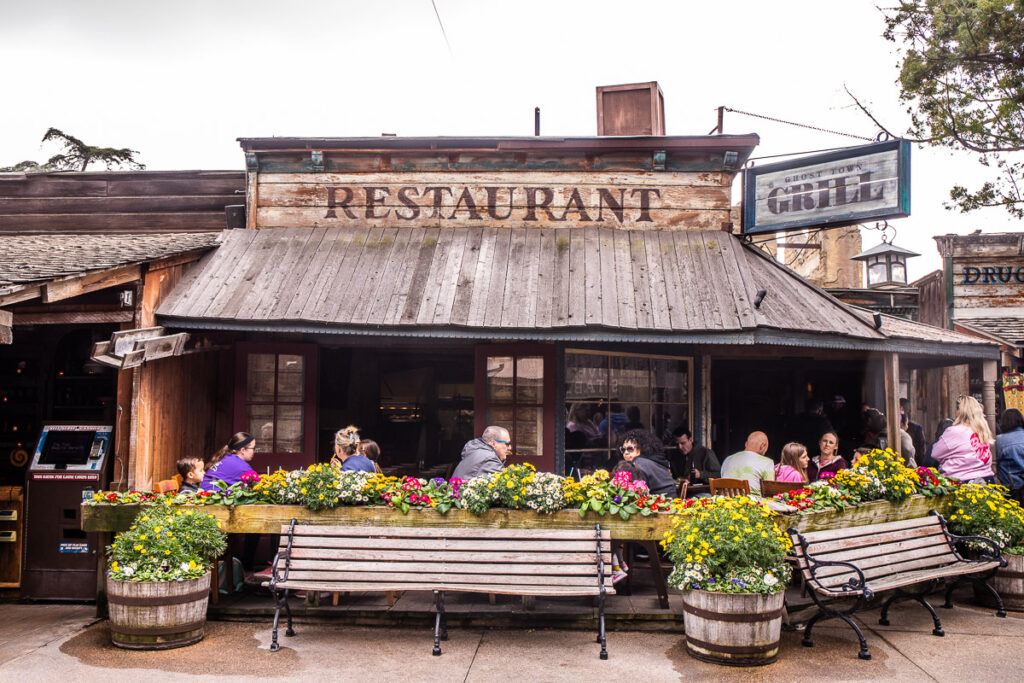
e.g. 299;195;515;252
596;81;665;136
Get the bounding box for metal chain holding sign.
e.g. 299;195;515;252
721;107;876;142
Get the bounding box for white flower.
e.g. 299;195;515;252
123;565;135;576
180;562;190;571
763;573;778;586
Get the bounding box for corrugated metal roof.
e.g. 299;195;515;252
157;226;883;340
0;232;220;292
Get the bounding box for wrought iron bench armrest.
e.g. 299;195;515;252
268;518;297;589
789;528;874;600
929;511;1007;566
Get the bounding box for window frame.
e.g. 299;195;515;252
234;342;318;472
563;348;693;466
474;344;556;473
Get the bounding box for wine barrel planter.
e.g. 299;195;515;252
107;572;211;649
682;589;785;666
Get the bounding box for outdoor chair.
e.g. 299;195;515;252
708;477;750;496
760;480;806;498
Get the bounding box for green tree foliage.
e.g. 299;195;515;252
880;1;1024;218
0;128;145;172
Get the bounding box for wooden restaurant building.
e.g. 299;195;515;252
127;131;999;487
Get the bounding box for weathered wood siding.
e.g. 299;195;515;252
936;233;1024;320
0;171;244;234
129;348;230;490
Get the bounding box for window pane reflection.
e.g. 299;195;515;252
276;405;304;453
515;406;542;456
277;355;304;401
247;354;275;402
515;357;544;403
247;405;274;453
486;356;514;402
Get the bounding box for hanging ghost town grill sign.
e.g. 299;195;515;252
741;139;911;236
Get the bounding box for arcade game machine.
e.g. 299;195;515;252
22;424;112;599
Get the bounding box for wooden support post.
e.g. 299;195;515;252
982;360;998;438
883;353;901;457
700;354;712;447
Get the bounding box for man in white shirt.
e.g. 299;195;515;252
720;431;774;495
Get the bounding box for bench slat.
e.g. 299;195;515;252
802;531;949;565
286;537;611;553
810;542;954;580
287;548;610;564
797;515;937;544
266;581;610;596
794;524;944;558
280;525;612;541
866;561;1001;592
285;559;611;575
813;545;958;587
280;570;610;587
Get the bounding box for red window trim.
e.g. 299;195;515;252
474;344;556;473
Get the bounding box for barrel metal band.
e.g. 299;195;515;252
997;570;1024;580
683;603;783;623
686;635;778;655
111;620;206;636
108;589;208;607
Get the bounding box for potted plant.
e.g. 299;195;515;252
106;506;227;649
662;495;792;666
945;483;1024;611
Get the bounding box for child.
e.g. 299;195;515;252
177;456;205;494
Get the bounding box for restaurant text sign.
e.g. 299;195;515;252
742;139;911;235
255;172;733;230
323;185;664;223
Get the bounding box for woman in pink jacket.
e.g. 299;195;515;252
775;442;810;483
930;395;995;484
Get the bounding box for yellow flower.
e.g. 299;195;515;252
111;561;119;571
134;545;143;551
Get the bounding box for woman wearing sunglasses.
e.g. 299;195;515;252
613;429;676;496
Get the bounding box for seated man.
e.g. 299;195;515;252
452;425;510;480
719;431;774;495
670;426;720;484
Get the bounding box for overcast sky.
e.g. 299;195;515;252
2;0;1019;279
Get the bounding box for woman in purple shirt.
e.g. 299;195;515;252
201;432;258;490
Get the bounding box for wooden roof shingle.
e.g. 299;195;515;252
157;226;886;341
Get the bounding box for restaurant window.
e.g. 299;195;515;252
475;345;555;473
235;343;317;471
564;350;691;474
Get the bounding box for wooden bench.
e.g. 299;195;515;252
789;511;1007;660
264;520;614;658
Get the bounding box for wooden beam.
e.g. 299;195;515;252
12;310;133;325
0;285;43;307
982;360;998;438
883;352;901;458
700;353;712;447
42;264;141;303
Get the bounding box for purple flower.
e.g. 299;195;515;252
613;496;621;503
432;477;446;486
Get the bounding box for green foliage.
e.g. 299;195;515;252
661;496;792;595
946;483;1024;550
881;1;1024;217
107;507;226;582
1;128;145;173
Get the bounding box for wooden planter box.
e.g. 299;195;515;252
81;494;954;538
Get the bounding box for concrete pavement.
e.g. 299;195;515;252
1;598;1021;682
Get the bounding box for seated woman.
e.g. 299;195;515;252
613;429;676;497
996;408;1024;504
775;442;810;483
330;425;376;473
807;430;849;481
201;432;258;490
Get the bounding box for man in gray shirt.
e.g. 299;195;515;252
452;425;510;480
